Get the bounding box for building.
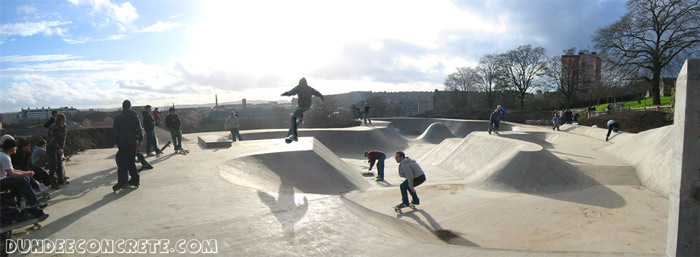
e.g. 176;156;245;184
561;51;602;84
20;106;79;120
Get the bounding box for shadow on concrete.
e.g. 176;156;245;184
16;191;133;241
376;180;394;187
397;209;479;246
48;166;119;202
257;181;308;243
498;132;555;149
537;184;627;209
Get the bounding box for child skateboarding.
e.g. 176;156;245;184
280;77;324;143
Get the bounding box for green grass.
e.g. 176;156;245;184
593;96;671;111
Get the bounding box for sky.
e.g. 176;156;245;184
0;0;628;112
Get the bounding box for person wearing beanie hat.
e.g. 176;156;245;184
280;77;324;143
1;138;45;208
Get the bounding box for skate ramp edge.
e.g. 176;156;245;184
425;133;594;193
380;118;514;137
603;125;672;196
218;138;368;195
339;196;445;244
416;122;456;144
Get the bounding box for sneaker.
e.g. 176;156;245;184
411;200;420;205
112;183;127;191
395;203;409;209
127;181;139;189
146;152;155;157
375;177;383;181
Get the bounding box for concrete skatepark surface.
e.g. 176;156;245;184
12;118;669;256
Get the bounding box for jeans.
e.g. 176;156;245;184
490;120;500;131
363;113;371;124
0;176;39;205
288;107;309;137
230;128;243;142
46;146;64;185
400;174;426;205
116;143;139;186
170;129;183;150
376;154;386;179
145;130;158;153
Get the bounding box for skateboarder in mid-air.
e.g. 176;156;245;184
281;77;324;143
394;151;426;211
606;119;620;142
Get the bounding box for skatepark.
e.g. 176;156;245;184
7;118;672;256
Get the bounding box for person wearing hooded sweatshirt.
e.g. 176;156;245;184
112;100;144;191
394;151;426;208
489;106;502;135
281;77;324;143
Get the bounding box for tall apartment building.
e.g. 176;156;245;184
561;51;602;84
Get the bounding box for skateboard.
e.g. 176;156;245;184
158;141;171;153
0;213;49;234
393;204;416;213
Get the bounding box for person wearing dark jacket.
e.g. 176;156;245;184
43;110;58;129
11;138;50;191
488;106;502;135
606;120;620;142
47;113;67;187
142;105;161;155
365;150;386;181
281;77;324;143
30;139;56;187
112;100;144;191
165;107;183;151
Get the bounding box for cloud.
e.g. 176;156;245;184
0;55;81;63
140;21;184;33
63;34;124;44
17;5;38;14
68;0;139;31
0;21;71;37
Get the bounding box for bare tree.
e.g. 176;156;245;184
546;49;581;108
475;54;502;108
444;67;479;92
499;44;549;109
593;0;700;105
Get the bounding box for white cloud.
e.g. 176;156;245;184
63;34;124;44
0;21;71;37
68;0;139;31
140;21;184;33
0;55;81;63
17;5;38;14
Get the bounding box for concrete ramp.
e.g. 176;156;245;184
198;135;232;148
423;133;594;193
416;122;456;144
218;138;369;195
381;118;513;137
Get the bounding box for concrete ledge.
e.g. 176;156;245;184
197;135;232;148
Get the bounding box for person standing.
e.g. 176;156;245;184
47;113;67;187
112;100;144;191
606;120;620;142
165;107;183;151
142;105;161;156
363;102;372;125
499;105;506;122
364;150;386;181
43;110;58;129
552;113;561;131
224;111;243;142
280;77;324;143
152;107;162;126
394;151;426;208
489;106;501;135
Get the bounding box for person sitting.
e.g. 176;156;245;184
11;138;49;192
31;139;57;188
1;138;46;209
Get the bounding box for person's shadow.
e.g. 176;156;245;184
257;181;308;243
397;208;479;246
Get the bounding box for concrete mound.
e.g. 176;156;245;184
218;138;369;195
416;122;456;144
382;118;513;137
422;133;594;193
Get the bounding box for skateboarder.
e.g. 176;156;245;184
280;77;324;143
225;111;243;142
112;100;144;191
606;120;620;142
165;107;183;152
363;102;371;125
364;150;386;181
394;151;426;209
488;106;501;134
46;113;67;187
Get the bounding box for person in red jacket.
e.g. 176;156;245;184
364;150;386;181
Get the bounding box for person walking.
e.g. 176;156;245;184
112;100;144;191
552;113;561;131
394;151;426;208
47;113;67;187
499;105;506;122
142;105;161;156
225;111;243;142
364;150;386;181
280;77;324;143
606;120;620;142
165;107;183;151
